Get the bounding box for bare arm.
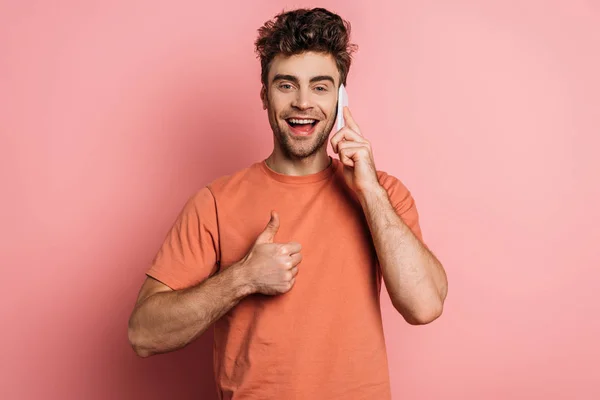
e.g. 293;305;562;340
128;210;301;357
328;106;447;324
358;185;448;325
128;263;251;358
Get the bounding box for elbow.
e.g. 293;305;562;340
133;347;152;358
409;303;443;325
397;299;444;326
405;278;448;325
128;321;153;358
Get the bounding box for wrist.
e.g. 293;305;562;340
357;183;386;206
229;261;256;298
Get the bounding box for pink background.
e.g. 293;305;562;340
1;1;599;399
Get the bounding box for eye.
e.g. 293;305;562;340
279;83;294;90
314;86;328;92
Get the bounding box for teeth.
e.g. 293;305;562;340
289;119;316;124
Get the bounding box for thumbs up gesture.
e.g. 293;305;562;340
239;211;303;295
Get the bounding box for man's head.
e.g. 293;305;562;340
255;8;357;160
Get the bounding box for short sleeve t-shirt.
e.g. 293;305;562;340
146;157;425;400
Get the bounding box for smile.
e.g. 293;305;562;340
286;118;318;136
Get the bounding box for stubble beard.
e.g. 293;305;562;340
267;106;336;160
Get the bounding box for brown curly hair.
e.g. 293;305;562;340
255;8;358;89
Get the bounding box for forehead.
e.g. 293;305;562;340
268;51;340;84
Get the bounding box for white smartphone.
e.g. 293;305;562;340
336;84;349;131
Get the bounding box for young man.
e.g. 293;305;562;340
128;7;447;399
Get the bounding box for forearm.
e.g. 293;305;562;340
358;185;447;324
128;263;252;357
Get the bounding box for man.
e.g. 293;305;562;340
128;7;448;399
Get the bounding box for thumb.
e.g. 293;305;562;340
255;210;280;244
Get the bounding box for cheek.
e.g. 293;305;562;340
269;97;288;117
322;103;337;120
321;96;337;115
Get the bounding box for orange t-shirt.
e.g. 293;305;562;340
147;157;424;399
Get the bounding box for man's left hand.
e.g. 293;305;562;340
330;106;380;195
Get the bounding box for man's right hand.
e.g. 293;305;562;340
238;211;302;295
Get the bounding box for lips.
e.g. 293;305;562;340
286;119;318;136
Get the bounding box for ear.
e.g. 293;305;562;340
260;86;268;110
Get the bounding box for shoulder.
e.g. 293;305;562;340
182;164;256;210
376;169;411;201
375;168;425;240
205;161;263;196
182;161;265;212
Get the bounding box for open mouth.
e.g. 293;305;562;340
286;118;318;136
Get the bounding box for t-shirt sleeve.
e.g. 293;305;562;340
378;172;425;244
146;187;220;290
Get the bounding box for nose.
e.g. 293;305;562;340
291;88;312;110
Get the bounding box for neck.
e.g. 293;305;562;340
265;149;331;176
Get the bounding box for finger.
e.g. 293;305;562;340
343;106;361;136
339;144;369;167
330;127;366;154
289;252;303;266
339;148;356;167
284;241;302;255
290;265;299;277
337;140;370;153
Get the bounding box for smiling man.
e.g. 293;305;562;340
128;7;448;400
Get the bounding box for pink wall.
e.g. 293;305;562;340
1;1;598;399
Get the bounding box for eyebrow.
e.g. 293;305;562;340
272;74;336;85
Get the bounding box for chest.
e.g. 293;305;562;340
216;186;378;280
